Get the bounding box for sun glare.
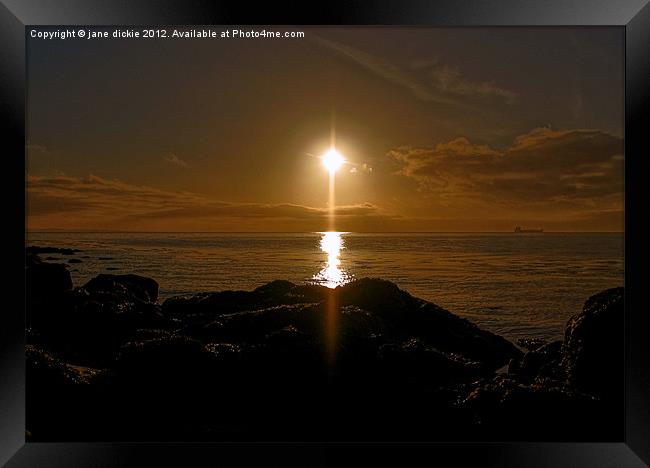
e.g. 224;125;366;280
322;148;345;173
312;231;351;288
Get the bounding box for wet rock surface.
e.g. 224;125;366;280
562;287;624;399
26;253;73;299
485;287;624;440
516;337;548;351
25;252;623;441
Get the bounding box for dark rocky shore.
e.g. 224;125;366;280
26;250;623;441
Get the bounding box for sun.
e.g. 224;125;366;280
322;148;345;173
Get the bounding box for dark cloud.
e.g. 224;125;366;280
387;128;623;210
27;174;394;230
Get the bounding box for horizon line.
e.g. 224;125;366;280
26;230;625;234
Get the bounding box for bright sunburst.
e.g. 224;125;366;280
322;148;345;174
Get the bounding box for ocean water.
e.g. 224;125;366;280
26;232;624;342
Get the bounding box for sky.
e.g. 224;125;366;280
27;27;624;232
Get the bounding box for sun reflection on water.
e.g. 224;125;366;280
312;232;352;288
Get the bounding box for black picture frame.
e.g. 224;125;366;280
2;1;649;466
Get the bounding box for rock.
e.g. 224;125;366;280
115;335;217;388
162;280;304;317
30;298;166;366
462;374;603;439
378;338;485;386
26;254;72;299
83;273;159;303
27;273;169;367
507;287;624;401
509;340;563;378
192;278;519;374
337;278;521;369
26;253;74;336
163;290;261;317
117;335;206;368
338;278;416;319
37;271;624;442
27;246;81;255
561;287;623;399
26;345;92;386
487;288;626;440
203;342;242;360
68;258;83;264
26;345;106;441
132;328;175;341
516;337;548;351
404;302;521;369
167;278;521;372
261;325;323;375
200;303;322;342
254;279;296;296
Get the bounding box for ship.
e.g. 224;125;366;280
514;226;544;233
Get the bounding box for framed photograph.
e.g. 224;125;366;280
2;0;649;466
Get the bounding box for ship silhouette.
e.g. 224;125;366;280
514;226;544;233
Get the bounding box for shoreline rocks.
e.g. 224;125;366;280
24;251;623;442
83;273;160;304
26;253;73;300
473;287;624;439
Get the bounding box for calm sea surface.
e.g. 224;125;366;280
26;232;624;342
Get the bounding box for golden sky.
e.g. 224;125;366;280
27;28;624;232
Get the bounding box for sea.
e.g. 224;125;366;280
26;232;624;343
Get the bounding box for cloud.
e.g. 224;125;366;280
26;175;206;227
312;36;515;107
26;174;395;231
163;152;188;168
349;164;373;175
387;127;623;211
312;36;448;104
129;201;382;221
423;63;516;104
